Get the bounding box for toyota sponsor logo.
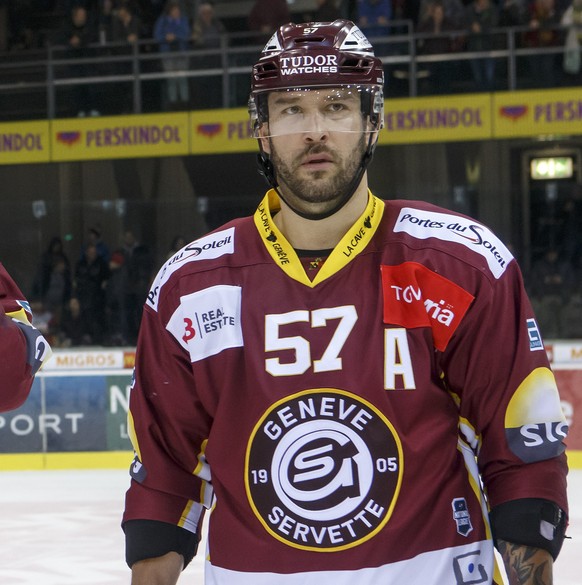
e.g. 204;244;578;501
381;263;474;352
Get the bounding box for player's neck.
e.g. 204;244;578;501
273;182;370;251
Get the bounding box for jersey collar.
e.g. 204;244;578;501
253;189;385;287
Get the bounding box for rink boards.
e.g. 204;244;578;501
0;347;581;470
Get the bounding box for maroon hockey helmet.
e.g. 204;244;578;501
249;20;385;134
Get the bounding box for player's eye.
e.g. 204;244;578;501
326;102;346;113
282;105;301;116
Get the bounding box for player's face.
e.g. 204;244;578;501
261;88;370;213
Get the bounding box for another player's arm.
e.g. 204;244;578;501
497;540;553;585
131;552;184;585
0;264;52;411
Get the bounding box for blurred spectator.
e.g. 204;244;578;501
559;196;582;265
561;0;582;75
60;5;100;116
59;297;91;346
358;0;393;39
417;0;458;93
528;246;574;339
7;0;34;50
61;5;98;50
498;0;528;27
43;258;72;328
191;1;225;48
154;0;191;108
419;0;465;28
112;2;142;43
30;299;55;339
33;237;71;302
97;0;116;43
106;250;129;345
314;0;342;21
191;1;226;107
82;226;110;263
248;0;291;37
529;247;574;300
168;234;187;258
74;243;110;344
122;230;153;343
465;0;499;91
109;2;142;112
523;0;562;87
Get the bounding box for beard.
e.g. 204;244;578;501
269;133;367;211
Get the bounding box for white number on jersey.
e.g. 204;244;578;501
264;308;417;390
265;306;358;377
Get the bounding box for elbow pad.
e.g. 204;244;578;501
490;498;568;560
124;519;199;569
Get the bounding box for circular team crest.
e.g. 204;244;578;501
245;388;403;552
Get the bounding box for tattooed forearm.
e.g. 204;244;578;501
497;540;553;585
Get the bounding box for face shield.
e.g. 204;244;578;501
250;86;383;139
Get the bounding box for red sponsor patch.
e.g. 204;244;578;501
381;262;474;351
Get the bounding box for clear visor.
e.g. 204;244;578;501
251;86;379;139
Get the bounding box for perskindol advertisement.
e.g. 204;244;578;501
1;88;582;165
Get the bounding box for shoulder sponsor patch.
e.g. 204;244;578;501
393;207;513;279
526;318;544;351
146;227;235;311
504;367;568;463
166;284;243;362
381;262;474;351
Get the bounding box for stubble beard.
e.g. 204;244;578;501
269;134;367;212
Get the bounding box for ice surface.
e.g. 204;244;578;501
0;468;580;584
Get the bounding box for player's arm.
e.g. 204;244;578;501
124;517;199;579
130;551;184;585
490;497;566;585
0;307;33;411
0;263;52;411
439;259;568;571
123;281;211;576
496;540;553;585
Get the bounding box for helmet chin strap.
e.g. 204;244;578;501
257;132;378;222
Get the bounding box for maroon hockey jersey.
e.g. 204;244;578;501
123;192;568;585
0;263;52;411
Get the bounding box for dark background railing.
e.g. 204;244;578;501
0;22;580;121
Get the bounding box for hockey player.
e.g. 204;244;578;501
123;20;569;585
0;263;52;411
